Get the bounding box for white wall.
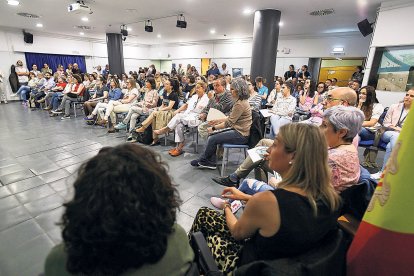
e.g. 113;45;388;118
0;29;151;100
363;1;414;107
150;34;370;77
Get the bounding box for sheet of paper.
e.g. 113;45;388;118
207;108;227;121
259;109;272;118
247;146;269;163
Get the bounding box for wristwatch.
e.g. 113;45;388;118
212;126;216;131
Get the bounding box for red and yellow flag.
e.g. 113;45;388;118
347;109;414;275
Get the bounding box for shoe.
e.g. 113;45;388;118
210;197;226;209
4;101;7;104
37;98;45;103
190;159;200;167
198;160;217;170
84;116;94;121
51;109;63;114
168;148;177;154
126;135;137;143
61;115;70;120
115;122;127;130
371;171;383;180
107;128;117;133
170;148;183;157
43;106;52;111
212;176;239;187
49;113;58;117
150;139;160;146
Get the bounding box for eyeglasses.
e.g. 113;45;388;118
406;93;414;98
325;96;344;103
317;86;325;89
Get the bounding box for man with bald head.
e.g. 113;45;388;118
323;87;358;109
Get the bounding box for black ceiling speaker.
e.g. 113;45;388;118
23;31;33;44
176;14;187;28
120;24;128;36
145;20;153;32
357;19;373;37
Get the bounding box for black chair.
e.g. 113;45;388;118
191;228;347;276
340;180;376;220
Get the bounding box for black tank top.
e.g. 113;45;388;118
238;189;338;266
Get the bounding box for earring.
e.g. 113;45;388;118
289;161;293;165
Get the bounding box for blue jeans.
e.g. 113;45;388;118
381;131;399;171
269;115;291;138
16;86;31;100
200;130;248;164
51;92;63;110
239;178;275;195
359;127;375;141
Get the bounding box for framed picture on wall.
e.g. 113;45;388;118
368;45;414;92
232;68;243;78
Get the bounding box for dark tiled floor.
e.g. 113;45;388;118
0;102;248;275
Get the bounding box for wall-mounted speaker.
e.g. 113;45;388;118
23;32;33;44
357;19;373;37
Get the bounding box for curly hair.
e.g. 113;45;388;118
60;144;181;275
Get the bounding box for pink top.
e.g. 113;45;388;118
328;147;360;193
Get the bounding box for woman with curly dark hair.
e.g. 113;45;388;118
44;144;194;275
357;85;384;141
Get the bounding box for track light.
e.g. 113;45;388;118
120;24;128;36
176;14;187;28
145;20;153;32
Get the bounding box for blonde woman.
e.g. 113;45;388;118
189;123;340;274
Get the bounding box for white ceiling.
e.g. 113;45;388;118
0;0;390;45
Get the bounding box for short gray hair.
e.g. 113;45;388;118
323;106;365;142
230;78;249;100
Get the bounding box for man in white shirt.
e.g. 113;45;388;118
15;60;29;86
30;64;40;76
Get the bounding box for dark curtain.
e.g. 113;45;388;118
24;52;87;74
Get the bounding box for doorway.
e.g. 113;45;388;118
318;59;364;87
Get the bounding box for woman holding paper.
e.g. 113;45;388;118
190;78;252;169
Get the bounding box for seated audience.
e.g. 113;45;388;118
247;81;262;111
44;144;194;276
135;78;179;145
114;78;159;137
191;78;252;169
189;123;340;274
49;76;74;115
52;74;84;119
357;86;384;141
212;105;364;208
300;101;324;126
32;72;56;109
371;89;413;179
197;78;233;140
153;80;209;156
299;79;317;111
82;76;109;117
104;79;140;132
255;76;268;107
269;81;296;138
16;72;38;104
267;79;283;105
84;79;123;124
43;76;67;110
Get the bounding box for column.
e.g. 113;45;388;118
106;33;125;75
250;9;281;91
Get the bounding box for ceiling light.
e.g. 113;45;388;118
279;21;284;27
36;23;43;28
81;17;88;22
79;32;85;35
243;8;252;15
157;34;162;38
7;0;20;6
210;29;216;34
332;47;344;52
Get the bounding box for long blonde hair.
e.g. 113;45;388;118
276;124;340;214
